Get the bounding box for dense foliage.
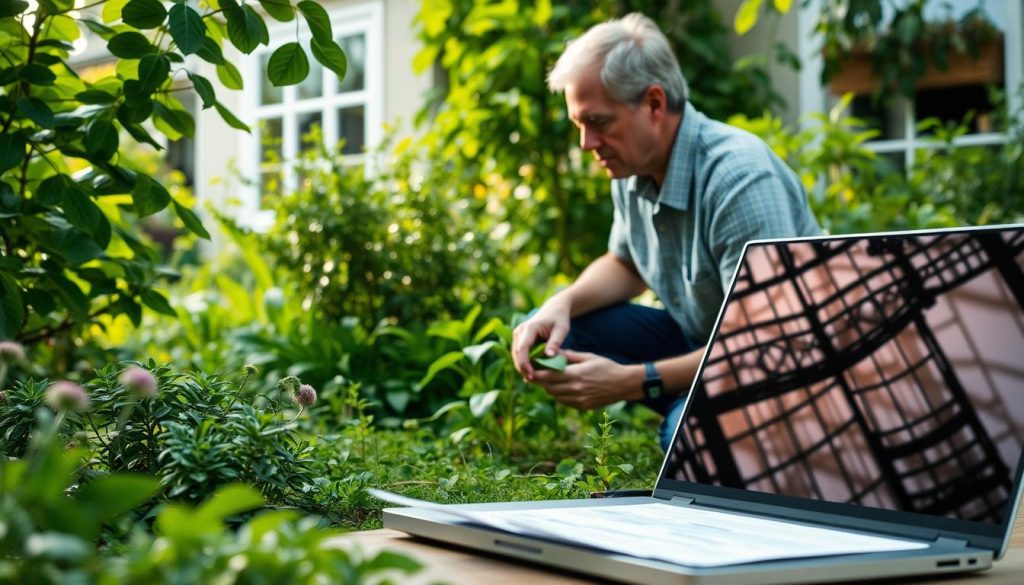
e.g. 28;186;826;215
0;0;346;347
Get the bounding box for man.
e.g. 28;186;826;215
510;13;822;450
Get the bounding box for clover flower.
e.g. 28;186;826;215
0;390;7;404
293;383;317;408
45;380;91;412
0;341;25;363
119;366;158;399
244;364;258;376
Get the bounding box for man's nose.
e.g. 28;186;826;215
580;128;599;151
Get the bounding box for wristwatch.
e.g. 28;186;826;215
642;362;664;400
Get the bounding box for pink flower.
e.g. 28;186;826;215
0;341;25;363
293;383;317;408
119;366;158;399
45;380;91;412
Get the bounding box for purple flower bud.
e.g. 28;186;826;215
45;380;91;412
293;383;317;408
119;366;158;399
0;340;25;363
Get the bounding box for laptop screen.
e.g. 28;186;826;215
661;228;1024;532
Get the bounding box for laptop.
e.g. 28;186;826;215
381;225;1024;584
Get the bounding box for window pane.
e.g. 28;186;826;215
260;172;282;207
259;117;283;163
851;95;907;140
337;34;365;93
297;111;323;155
338;105;365;155
915;85;1000;135
297;59;323;100
259;52;283;105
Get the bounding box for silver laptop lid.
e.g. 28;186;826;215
656;225;1024;555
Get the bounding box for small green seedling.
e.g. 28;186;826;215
530;344;567;372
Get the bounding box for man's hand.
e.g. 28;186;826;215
532;350;643;410
511;299;572;381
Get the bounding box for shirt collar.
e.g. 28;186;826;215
626;102;697;212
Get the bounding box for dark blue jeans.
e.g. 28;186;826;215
559;303;695;451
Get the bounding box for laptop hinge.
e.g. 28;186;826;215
934;536;970;549
670;495;695;505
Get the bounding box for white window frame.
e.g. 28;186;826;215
797;0;1024;171
238;0;384;230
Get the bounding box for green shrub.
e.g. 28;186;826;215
260;138;507;327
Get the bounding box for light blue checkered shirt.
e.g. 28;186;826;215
609;102;821;345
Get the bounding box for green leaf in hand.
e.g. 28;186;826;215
530;344;567;372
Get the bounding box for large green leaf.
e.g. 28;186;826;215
224;3;268;54
297;0;332;43
85;120;119;162
310;37;347;79
17;64;55;85
48;273;89;322
121;0;166;29
17;96;55;128
214;101;249;132
152;101;195;139
58;175;105;237
168;3;205;55
196;36;225;65
267;42;309;86
418;350;465;387
107;31;157;58
259;0;295;22
172;199;211;239
196;483;264;522
0;272;24;340
136;53;170;93
131;175;171;217
75;89;117;104
186;71;216;109
49;228;104;265
140;288;175;316
0;133;26;174
0;1;30;18
216;61;243;90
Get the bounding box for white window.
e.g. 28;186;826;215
798;0;1023;172
240;1;383;229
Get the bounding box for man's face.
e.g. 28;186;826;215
564;68;657;179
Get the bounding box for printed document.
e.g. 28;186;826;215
369;489;928;568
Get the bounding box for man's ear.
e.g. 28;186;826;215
644;84;668;119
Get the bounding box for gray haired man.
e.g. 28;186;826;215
510;13;821;449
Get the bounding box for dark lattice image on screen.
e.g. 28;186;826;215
665;230;1024;524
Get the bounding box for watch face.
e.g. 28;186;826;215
644;382;663;400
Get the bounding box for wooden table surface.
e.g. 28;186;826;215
332;507;1024;584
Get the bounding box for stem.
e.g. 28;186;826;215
19;303;116;344
84;412;110;450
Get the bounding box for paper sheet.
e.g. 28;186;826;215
369;489;928;568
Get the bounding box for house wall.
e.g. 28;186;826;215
194;0;429;226
717;0;805;125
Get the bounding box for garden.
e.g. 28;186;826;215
1;0;1023;583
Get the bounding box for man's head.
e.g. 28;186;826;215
548;13;687;181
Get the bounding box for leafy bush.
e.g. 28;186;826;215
0;411;420;585
728;94;1024;233
0;0;347;352
260;137;507;327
